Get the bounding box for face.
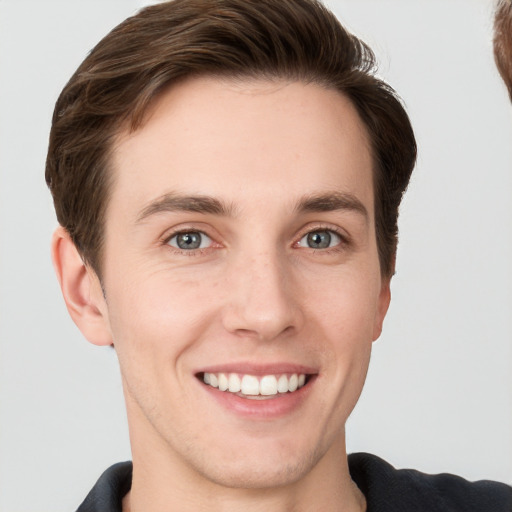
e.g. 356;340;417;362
95;77;390;489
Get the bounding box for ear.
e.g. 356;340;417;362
51;226;113;346
372;277;391;342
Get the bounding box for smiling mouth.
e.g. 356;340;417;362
199;372;310;399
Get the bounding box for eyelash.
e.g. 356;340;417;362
295;225;350;254
161;225;350;256
162;228;217;257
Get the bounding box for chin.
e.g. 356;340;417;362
182;433;327;490
200;453;320;490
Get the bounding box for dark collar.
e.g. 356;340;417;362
76;453;512;512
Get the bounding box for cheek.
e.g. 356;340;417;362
304;269;380;391
105;268;224;366
321;282;376;409
306;269;382;338
102;278;168;352
105;274;214;420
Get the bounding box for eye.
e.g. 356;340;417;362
298;229;342;249
168;231;212;250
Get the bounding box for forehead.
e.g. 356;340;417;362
110;77;374;218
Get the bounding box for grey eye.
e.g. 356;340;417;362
168;231;211;250
298;230;341;249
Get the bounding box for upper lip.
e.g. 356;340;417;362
196;362;318;376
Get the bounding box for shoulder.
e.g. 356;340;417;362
76;461;132;512
348;452;512;512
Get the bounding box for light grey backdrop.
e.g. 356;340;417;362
0;1;511;511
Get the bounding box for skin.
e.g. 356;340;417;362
52;77;390;512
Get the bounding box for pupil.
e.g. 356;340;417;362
308;231;330;249
177;232;201;249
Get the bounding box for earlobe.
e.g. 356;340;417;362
372;278;391;342
51;226;113;346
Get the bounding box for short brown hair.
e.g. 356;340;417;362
494;0;512;100
45;0;416;278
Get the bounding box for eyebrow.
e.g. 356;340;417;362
295;192;369;221
136;193;236;223
136;191;368;223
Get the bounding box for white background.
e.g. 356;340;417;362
0;1;511;510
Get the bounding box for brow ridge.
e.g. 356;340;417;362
295;192;368;219
136;191;368;223
136;193;235;222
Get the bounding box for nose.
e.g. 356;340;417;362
221;249;304;342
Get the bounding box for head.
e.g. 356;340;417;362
47;0;416;500
46;0;416;281
494;0;512;100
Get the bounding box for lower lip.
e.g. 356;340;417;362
199;378;315;420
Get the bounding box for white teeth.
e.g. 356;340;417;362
228;373;241;392
289;374;298;392
277;374;289;393
218;373;229;391
241;375;260;395
260;375;278;395
203;372;308;396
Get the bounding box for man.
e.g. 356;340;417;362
494;0;512;99
45;0;512;510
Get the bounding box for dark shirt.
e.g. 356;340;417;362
76;452;512;511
